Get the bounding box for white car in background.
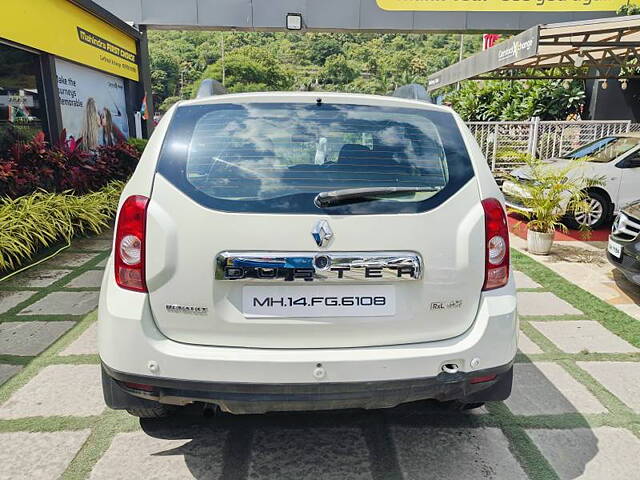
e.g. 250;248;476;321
99;92;516;418
503;134;640;229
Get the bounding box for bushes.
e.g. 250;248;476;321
0;131;139;198
127;137;148;154
446;79;585;121
0;182;124;271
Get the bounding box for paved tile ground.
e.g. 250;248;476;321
505;363;606;415
0;364;22;384
0;321;75;355
0;430;91;480
0;291;36;314
514;270;541;289
0;234;109;387
60;321;98;356
510;234;640;320
577;361;640;413
0;231;639;479
528;427;640;480
517;331;543;355
18;291;100;316
90;429;227;480
517;291;583;316
65;270;105;289
531;320;639;354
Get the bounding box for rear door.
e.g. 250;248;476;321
145;97;486;349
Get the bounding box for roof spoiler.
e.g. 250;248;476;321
196;79;227;98
391;84;432;103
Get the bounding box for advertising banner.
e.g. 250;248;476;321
56;59;129;150
377;0;629;12
1;0;138;80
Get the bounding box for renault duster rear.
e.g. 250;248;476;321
99;92;517;417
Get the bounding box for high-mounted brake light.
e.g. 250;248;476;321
114;195;149;292
482;198;509;291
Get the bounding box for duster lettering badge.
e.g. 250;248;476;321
215;252;422;282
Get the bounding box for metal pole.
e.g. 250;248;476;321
221;33;226;87
456;34;463;90
137;25;155;136
529;117;540;159
491;125;498;171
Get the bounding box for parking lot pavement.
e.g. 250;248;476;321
1;235;640;479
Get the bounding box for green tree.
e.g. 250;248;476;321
197;46;293;93
446;79;585;121
319;54;359;85
617;3;640;15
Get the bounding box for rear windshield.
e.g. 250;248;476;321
157;102;474;214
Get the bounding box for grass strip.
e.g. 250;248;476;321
512;249;640;348
519;314;590;322
50;355;101;365
0;354;34;366
0;416;99;433
61;410;139;480
518;352;640;363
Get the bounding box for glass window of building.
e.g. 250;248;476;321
0;42;44;154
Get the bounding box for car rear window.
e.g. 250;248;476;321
157;102;474;214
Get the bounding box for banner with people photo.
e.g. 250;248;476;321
56;58;129;151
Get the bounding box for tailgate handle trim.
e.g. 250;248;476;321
215;251;422;282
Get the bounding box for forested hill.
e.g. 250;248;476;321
148;31;481;111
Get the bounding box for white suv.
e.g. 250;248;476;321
503;134;640;229
99;92;517;418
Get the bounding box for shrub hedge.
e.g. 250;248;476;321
0;131;139;198
0;181;124;271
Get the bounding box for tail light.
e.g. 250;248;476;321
114;195;149;292
482;198;509;291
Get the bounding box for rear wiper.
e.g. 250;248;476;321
314;186;440;208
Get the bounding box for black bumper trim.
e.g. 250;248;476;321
102;360;514;413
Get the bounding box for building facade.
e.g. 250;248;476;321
0;0;152;153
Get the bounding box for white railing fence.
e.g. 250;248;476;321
467;119;636;173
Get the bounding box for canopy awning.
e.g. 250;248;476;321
427;15;640;91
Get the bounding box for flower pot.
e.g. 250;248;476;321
527;229;555;255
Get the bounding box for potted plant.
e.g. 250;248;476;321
502;154;604;255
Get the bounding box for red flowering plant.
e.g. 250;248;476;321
0;130;140;198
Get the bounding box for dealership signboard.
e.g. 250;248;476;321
376;0;629;11
428;27;539;90
2;0;138;80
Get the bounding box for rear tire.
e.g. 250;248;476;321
565;191;610;230
126;405;174;418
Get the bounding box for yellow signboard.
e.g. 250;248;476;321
377;0;630;12
1;0;138;81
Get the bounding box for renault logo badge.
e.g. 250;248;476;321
312;220;333;247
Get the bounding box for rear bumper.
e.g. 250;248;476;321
98;262;518;409
103;361;513;414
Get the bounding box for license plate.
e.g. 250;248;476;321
608;239;623;258
242;285;395;318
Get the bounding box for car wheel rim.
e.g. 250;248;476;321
575;198;603;227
